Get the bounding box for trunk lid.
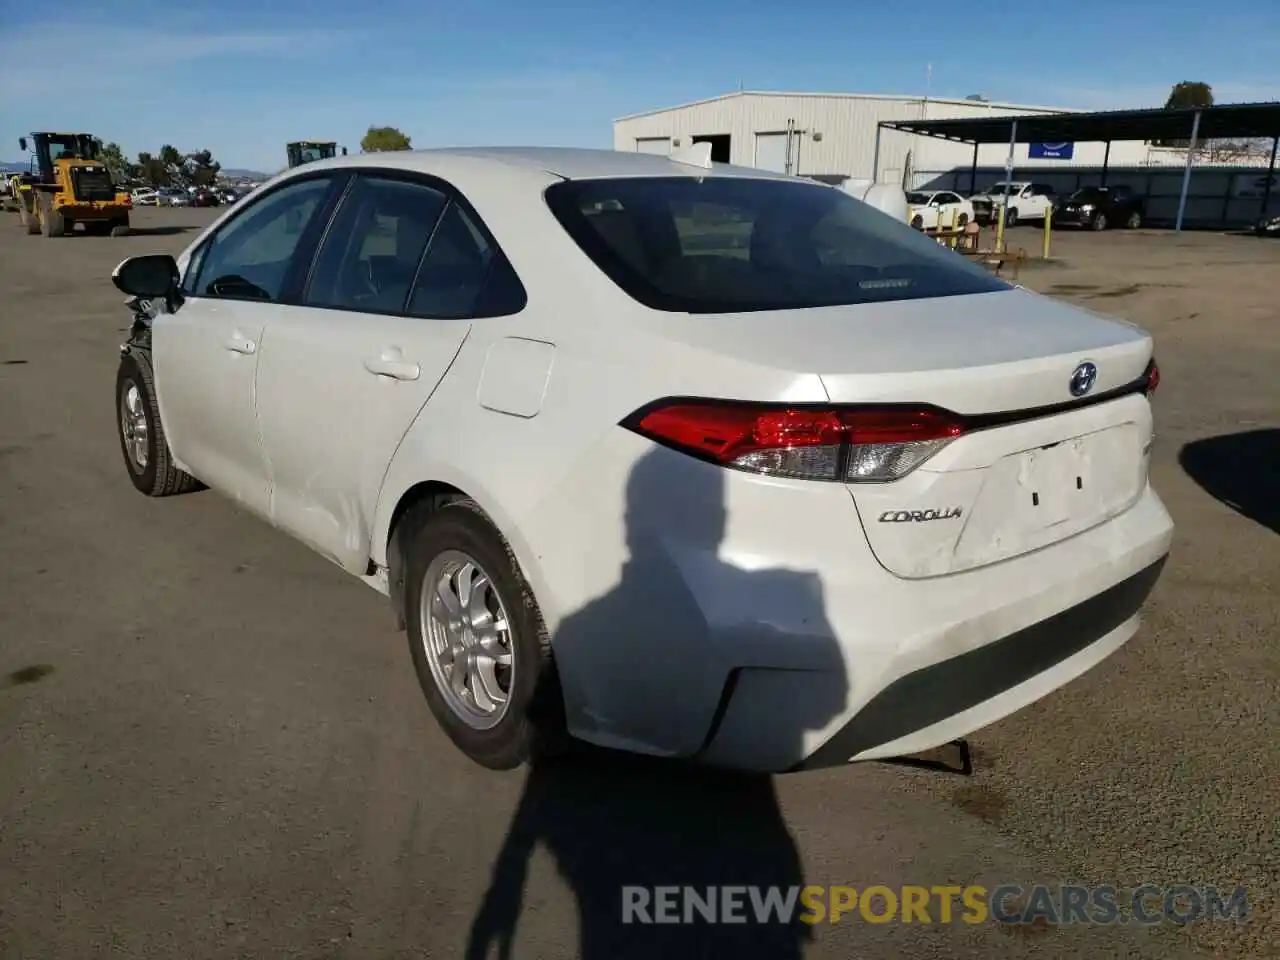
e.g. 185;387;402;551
644;287;1152;413
643;286;1155;578
820;290;1153;579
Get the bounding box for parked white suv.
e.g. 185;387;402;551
108;147;1171;773
970;181;1057;227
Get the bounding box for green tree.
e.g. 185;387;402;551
1163;81;1214;110
137;152;170;187
185;148;222;186
158;144;184;168
1157;82;1214;147
99;141;132;181
361;126;412;152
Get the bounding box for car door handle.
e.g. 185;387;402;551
224;335;256;355
363;353;420;381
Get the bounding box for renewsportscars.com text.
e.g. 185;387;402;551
621;884;1249;926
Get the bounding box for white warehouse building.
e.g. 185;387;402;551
613;90;1173;188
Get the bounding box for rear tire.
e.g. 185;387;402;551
910;214;924;230
1005;207;1019;228
957;212;969;226
403;500;566;770
116;350;204;497
1125;210;1142;229
110;221;131;237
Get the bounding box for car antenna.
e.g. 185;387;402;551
668;141;713;170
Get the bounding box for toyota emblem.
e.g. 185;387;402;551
1069;362;1098;397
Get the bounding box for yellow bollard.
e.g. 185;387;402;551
949;207;958;247
994;207;1006;253
1042;207;1052;259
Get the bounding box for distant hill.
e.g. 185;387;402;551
1;161;30;173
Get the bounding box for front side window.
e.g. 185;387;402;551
191;176;335;302
304;176;449;314
545;177;1008;314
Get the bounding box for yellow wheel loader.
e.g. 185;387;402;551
15;133;132;238
286;140;347;168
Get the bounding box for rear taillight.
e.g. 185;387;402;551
1145;360;1160;396
622;401;965;482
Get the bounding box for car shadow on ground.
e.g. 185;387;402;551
464;446;849;959
1179;429;1280;534
63;225;200;238
125;225;202;237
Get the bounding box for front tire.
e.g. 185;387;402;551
116;350;203;497
403;501;565;769
38;195;64;237
1092;211;1109;231
1005;206;1019;228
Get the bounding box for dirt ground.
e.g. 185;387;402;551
0;207;1276;959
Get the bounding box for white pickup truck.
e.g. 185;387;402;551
970;181;1057;228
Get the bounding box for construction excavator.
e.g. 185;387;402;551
13;132;132;237
286;141;347;168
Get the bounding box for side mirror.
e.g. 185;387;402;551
19;137;27;152
112;255;180;299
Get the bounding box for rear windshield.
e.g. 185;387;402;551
544;177;1008;313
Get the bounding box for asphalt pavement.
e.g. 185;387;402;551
1;208;1275;959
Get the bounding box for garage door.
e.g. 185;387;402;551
754;132;795;173
635;138;672;155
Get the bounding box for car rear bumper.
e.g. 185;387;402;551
522;435;1174;772
789;555;1163;769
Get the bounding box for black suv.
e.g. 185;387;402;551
1054;185;1144;231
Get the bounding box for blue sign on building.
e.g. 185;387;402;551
1029;142;1075;160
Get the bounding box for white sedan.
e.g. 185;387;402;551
906;189;976;230
109;146;1173;772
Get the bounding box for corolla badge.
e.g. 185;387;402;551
1069;361;1098;397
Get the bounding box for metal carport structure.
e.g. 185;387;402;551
875;102;1280;231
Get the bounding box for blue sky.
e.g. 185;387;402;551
3;0;1277;172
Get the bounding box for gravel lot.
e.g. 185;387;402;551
1;207;1275;959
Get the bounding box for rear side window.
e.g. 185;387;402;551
304;176;448;313
408;202;526;319
545;177;1007;314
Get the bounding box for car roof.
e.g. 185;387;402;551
311;146;796;182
